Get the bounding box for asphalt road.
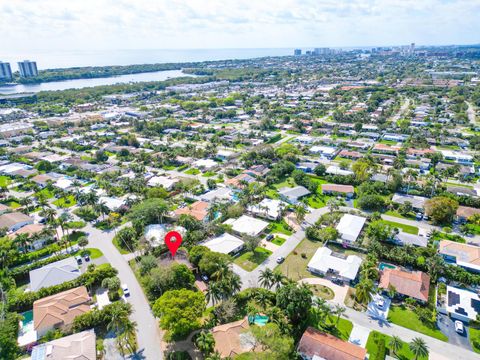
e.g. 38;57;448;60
84;222;164;360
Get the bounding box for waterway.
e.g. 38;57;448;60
0;69;195;94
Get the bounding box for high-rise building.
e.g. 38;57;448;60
294;49;302;56
0;61;13;80
314;48;333;56
18;60;38;77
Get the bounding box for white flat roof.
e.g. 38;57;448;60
336;214;366;242
446;286;480;320
224;215;269;236
201;233;244;254
247;199;285;219
307;247;362;280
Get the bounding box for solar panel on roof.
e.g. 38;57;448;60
456;307;469;316
448;291;460;306
472;298;480;314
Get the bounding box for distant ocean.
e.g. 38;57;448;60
2;48;295;70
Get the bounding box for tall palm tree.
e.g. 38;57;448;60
259;268;275;289
355;279;374;304
294;204;307;223
206;282;223;305
271;270;285;290
254;291;271;310
15;233;31;254
120;320;138;354
389;336;402;357
20;197;33;214
409;337;429;360
107;306;131;335
334;305;346;326
95;201;110;221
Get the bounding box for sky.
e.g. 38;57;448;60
1;0;479;52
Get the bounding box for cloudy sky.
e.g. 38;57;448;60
1;0;479;51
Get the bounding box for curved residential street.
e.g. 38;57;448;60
84;222;164;360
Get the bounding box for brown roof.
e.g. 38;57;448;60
174;201;209;221
338;149;362;158
322;184;355;193
212;317;253;358
31;174;54;184
456;206;480;219
439;240;480;267
379;269;430;302
0;212;32;228
33;286;91;333
9;223;45;238
298;327;366;360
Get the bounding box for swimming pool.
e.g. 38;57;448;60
18;310;37;346
378;262;396;271
249;314;269;326
20;310;34;333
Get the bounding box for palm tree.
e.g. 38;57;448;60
195;331;215;356
294;204;307;223
20;197;33;214
409;337;429;360
334;305;346;326
355;279;374;304
271;270;285;290
15;233;31;254
95;201;110;221
107;306;131;335
254;291;271;310
120;320;138;354
389;335;403;357
206;282;223;305
259;268;275;289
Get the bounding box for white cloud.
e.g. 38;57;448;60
0;0;478;52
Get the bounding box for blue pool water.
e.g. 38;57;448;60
20;310;34;333
378;262;396;271
249;314;269;326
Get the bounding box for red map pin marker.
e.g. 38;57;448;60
165;231;182;258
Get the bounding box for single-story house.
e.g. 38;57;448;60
33;286;91;337
439;240;480;273
310;146;337;159
0;211;34;232
143;224;186;247
336;214;366;243
30;329;96;360
9;223;49;250
223;215;269;237
98;196;124;211
326;165;354;177
174;201;209;222
379;269;430;302
278;186;311;204
391;194;427;211
321;184;355;198
307;247;362;283
445;286;480;322
29;257;81;292
193;159;218;170
201;233;244;255
297;327;367;360
147;175;179;190
456;206;480;222
393;232;428;247
247;198;286;220
212;317;256;358
200;187;233;202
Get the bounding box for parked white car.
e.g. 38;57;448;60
455;320;464;334
122;284;130;297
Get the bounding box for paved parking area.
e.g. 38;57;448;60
96;288;111;310
437;313;472;351
367;294;391;321
348;325;370;347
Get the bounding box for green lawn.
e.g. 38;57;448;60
35;188;55;199
387;306;448;341
233;247;272;271
277;237;321;281
444;182;474;189
113;236;131;255
271;237;286;246
381;220;419;235
273;177;295;189
384;210;417;221
470;327;480;353
3;200;20;209
202;171;216;177
268;220;293;235
184;168;200;175
307;310;353;341
73;247;104;259
0;175;11;188
53;195;77;208
366;330;429;360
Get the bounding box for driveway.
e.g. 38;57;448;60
300;278;349;305
96;288;111;310
348;324;370;347
437;313;472;351
367;294;391;322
